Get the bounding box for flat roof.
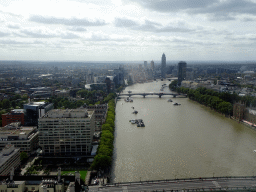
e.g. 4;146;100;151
40;109;93;119
0;148;20;167
0;127;36;136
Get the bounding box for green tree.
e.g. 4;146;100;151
101;124;113;133
20;151;28;162
169;80;178;91
2;99;10;109
91;155;112;170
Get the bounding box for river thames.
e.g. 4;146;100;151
111;80;256;183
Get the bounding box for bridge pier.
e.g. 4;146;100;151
159;95;162;98
143;94;146;98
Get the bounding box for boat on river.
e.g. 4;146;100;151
136;119;145;127
129;119;137;124
124;97;133;102
168;99;173;102
132;110;138;114
173;102;181;105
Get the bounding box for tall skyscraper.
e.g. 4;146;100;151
177;61;187;86
144;61;148;69
150;60;154;71
161;53;166;78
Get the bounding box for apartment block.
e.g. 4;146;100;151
38;109;95;156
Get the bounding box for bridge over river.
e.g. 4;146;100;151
119;92;187;98
88;176;256;192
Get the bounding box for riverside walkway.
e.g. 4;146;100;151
88;176;256;192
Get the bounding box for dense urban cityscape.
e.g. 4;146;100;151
1;57;256;191
2;0;256;191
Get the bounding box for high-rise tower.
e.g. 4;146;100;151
161;53;166;79
144;61;148;69
150;60;154;71
177;61;187;86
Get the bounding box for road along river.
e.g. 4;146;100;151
111;80;256;183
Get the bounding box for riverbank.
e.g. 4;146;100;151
185;94;256;133
230;116;256;131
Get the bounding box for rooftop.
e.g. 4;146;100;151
0;126;37;140
40;109;93;119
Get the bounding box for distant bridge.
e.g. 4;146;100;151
119;92;187;98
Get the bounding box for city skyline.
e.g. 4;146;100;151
1;0;256;61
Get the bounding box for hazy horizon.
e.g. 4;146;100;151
1;0;256;61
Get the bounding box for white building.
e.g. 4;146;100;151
38;109;95;156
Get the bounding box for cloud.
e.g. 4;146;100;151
193;0;256;21
240;16;256;22
19;28;81;39
29;15;107;26
114;18;195;33
62;32;80;39
129;0;256;21
128;0;218;12
0;31;10;37
0;39;31;45
68;26;87;32
7;23;20;29
20;29;59;38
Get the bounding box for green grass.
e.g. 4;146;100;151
62;170;87;182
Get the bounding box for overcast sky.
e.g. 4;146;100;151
1;0;256;62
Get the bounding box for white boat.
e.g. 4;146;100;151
168;99;173;102
129;120;137;124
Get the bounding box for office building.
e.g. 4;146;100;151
114;66;125;85
86;104;108;131
23;102;53;126
178;61;187;86
38;109;95;156
144;61;148;69
2;110;25;127
0;144;20;176
0;122;39;155
150;60;155;71
161;53;166;79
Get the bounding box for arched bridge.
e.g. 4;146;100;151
119;92;187;98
